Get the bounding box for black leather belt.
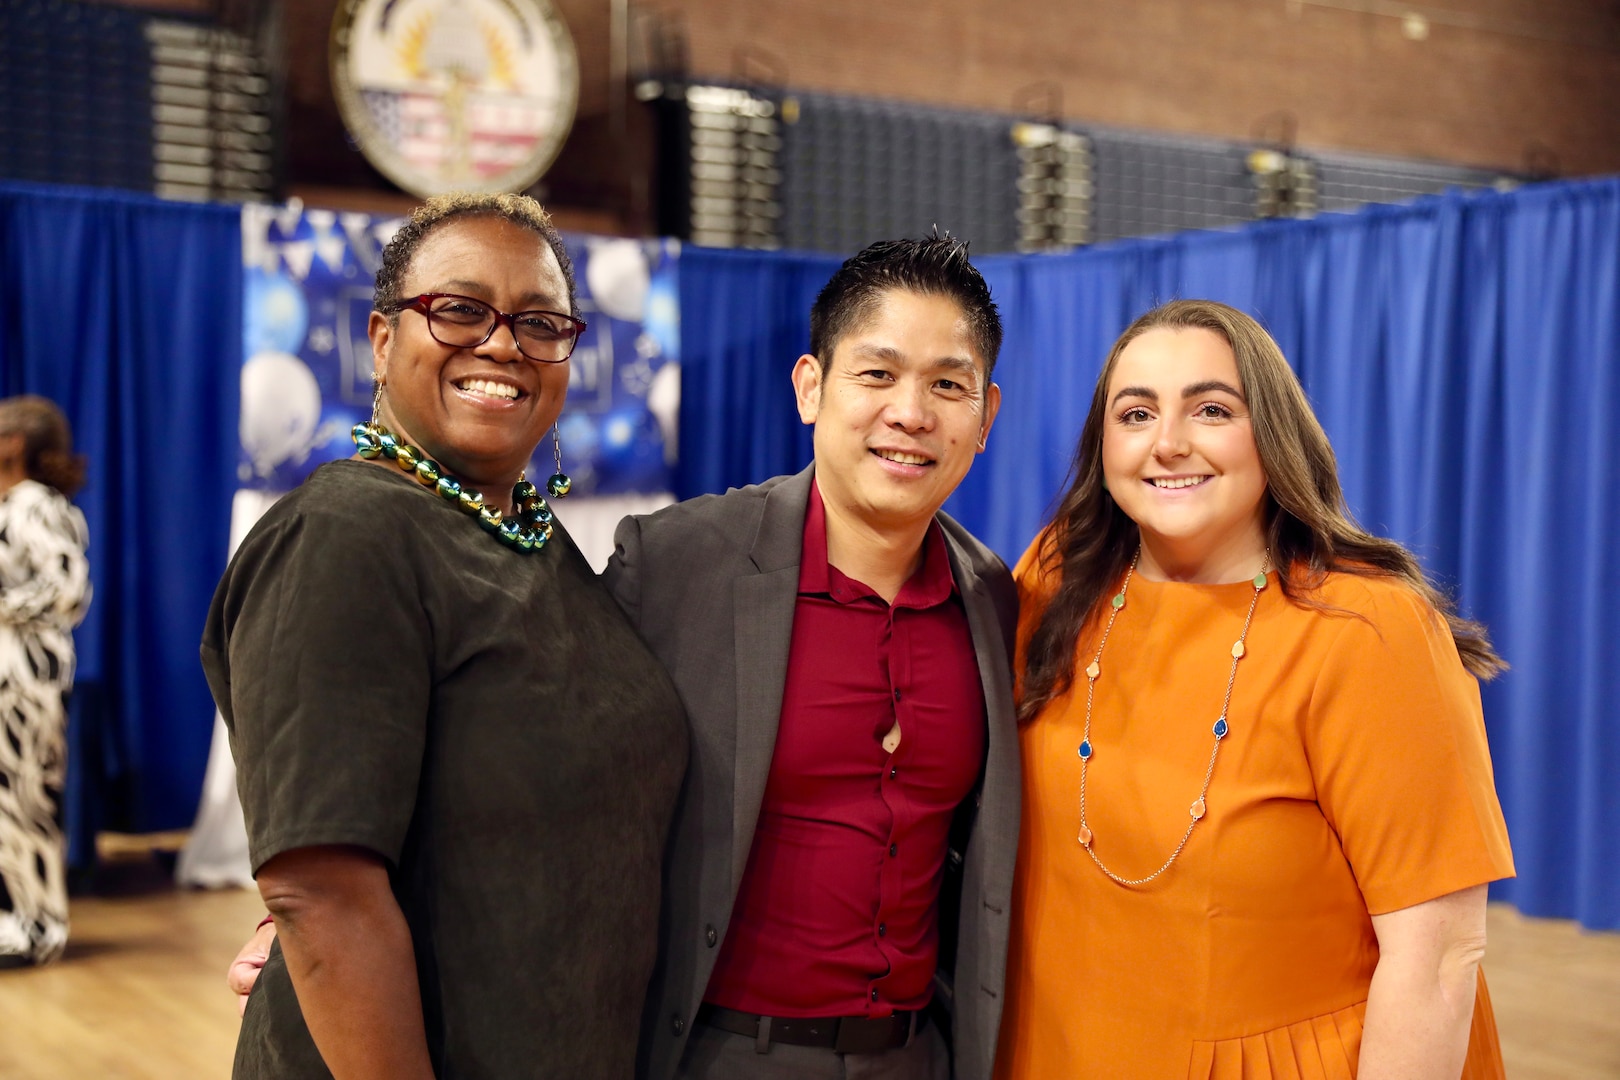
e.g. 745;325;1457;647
695;1003;927;1055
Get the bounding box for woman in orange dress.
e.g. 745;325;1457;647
994;300;1514;1080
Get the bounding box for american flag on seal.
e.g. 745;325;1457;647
362;88;551;180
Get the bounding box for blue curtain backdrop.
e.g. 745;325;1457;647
676;177;1620;931
1;177;1614;930
677;248;842;496
0;182;241;864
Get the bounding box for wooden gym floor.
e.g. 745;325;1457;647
0;864;1616;1078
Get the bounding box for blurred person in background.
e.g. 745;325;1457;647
0;395;90;969
996;300;1513;1080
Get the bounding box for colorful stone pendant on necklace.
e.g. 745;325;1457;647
1069;548;1272;885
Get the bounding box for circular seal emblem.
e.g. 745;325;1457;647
330;0;578;197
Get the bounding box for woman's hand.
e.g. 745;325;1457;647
227;919;277;1016
255;845;436;1080
1359;883;1490;1080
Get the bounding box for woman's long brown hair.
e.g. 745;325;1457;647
1018;300;1504;724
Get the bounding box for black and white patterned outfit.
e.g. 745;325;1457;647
0;478;90;965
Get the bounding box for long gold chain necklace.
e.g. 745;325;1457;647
1075;548;1271;887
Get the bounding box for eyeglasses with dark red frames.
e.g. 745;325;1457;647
387;292;587;364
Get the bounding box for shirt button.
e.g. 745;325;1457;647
893;689;902;701
878;923;887;937
889;766;897;779
705;925;718;948
889;843;898;857
870;989;879;1002
671;1015;685;1036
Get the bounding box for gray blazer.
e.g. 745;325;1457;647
604;466;1021;1080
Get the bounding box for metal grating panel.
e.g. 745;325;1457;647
777;91;1021;255
1087;129;1258;243
0;0;154;192
648;84;1522;252
1313;150;1506;213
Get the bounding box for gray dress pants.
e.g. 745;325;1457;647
675;1019;950;1080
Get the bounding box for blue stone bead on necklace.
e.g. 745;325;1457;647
352;421;556;555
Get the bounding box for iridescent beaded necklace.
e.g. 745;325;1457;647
1074;548;1271;886
351;420;567;554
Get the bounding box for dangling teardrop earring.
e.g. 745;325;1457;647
546;423;572;498
353;374;389;459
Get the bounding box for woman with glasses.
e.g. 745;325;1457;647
0;395;90;969
994;301;1513;1080
202;193;688;1079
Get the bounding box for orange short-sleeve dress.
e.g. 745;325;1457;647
994;539;1515;1080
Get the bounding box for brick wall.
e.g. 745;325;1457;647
188;0;1620;212
645;0;1620;177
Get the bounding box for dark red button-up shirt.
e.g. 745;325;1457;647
703;480;987;1018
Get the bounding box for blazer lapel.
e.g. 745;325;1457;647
945;536;1017;747
729;466;814;896
944;530;1021;878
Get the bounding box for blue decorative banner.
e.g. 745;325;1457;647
239;202;680;495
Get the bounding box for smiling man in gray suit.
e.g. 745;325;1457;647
609;236;1019;1080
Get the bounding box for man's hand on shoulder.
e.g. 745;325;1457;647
602;514;646;625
